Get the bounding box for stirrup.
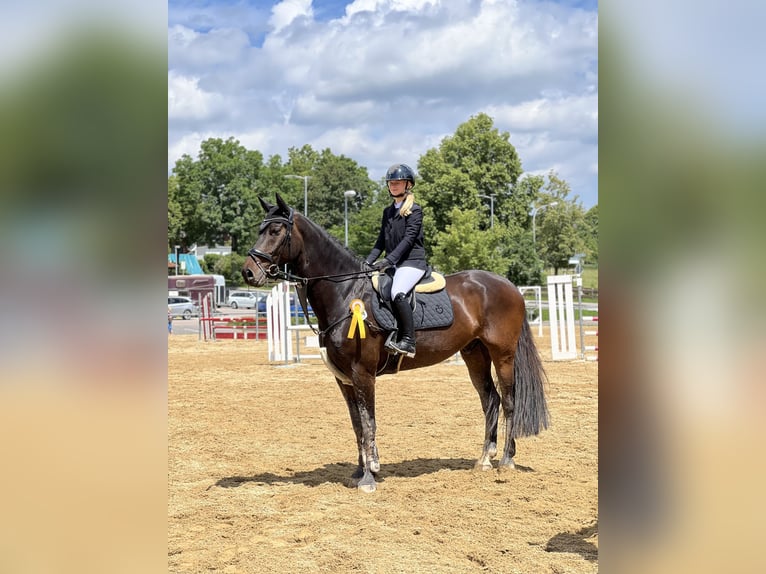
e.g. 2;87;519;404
387;338;416;358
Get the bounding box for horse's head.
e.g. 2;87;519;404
242;194;300;287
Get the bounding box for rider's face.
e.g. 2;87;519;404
388;180;408;198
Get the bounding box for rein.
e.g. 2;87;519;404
247;210;375;337
247;209;373;284
248;251;374;284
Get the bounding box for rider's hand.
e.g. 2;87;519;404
365;259;390;271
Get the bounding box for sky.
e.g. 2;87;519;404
168;0;599;208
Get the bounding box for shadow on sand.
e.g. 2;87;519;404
212;457;536;489
545;522;598;562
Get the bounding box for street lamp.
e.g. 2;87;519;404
284;174;311;217
478;193;497;228
531;201;558;245
344;190;357;247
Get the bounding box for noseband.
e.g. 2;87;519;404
247;208;295;280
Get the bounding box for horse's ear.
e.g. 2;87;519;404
275;193;290;214
259;197;274;213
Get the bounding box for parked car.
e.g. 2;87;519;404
256;296;267;313
289;294;313;318
168;296;200;319
227;291;312;316
227;291;260;309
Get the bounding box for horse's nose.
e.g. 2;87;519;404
242;267;255;284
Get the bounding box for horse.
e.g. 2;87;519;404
242;194;549;492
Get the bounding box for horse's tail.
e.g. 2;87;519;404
512;318;550;438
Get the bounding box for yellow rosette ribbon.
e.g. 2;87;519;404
347;298;367;339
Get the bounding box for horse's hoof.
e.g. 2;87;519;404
351;466;365;480
497;459;516;472
473;460;493;471
357;481;377;493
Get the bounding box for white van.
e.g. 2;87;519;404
226;291;260;309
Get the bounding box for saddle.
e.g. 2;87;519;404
369;267;454;333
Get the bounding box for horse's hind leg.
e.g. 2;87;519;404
494;357;517;470
461;341;500;471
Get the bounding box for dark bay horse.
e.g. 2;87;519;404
242;195;549;492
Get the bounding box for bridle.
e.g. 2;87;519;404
246;207;378;338
247;209;375;285
247;208;301;283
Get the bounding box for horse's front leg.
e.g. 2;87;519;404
350;373;379;493
335;378;366;482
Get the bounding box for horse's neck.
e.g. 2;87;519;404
296;221;364;325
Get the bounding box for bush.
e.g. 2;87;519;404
213;253;247;287
202;253;222;274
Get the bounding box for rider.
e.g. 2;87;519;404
364;163;428;358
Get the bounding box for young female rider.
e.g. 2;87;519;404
364;164;428;358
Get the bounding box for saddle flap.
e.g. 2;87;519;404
370;288;454;333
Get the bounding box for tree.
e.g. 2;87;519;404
431;208;511;275
172;137;263;254
306;149;375;232
417;113;524;236
168;175;184;250
533;171;587;274
583;204;599;264
343;183;391;257
212;253;246;287
415;113;534;281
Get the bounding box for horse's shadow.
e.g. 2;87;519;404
212;457;535;489
545;522;598;562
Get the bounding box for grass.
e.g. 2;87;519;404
542;265;598;290
580;265;598;290
526;264;599;322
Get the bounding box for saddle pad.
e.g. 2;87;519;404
371;289;454;332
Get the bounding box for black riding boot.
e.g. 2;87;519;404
388;293;416;358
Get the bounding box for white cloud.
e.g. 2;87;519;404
269;0;314;33
168;71;219;121
168;131;209;169
344;0;441;19
487;93;598;138
168;0;599;207
169;24;251;71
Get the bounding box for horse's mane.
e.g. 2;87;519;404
297;213;364;271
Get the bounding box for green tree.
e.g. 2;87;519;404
415;113;534;281
505;224;544;286
431;208;511;275
308;149;375;231
583;204;599;264
172;137;263;254
213;253;246;287
201;253;222;274
168;175;183;249
417;113;525;233
534;171;587;273
346;183;400;258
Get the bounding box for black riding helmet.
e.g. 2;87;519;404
385;164;415;188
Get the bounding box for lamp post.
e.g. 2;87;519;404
344;190;357;247
284;174;311;217
478;193;497;228
174;245;180;276
531;201;558;246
